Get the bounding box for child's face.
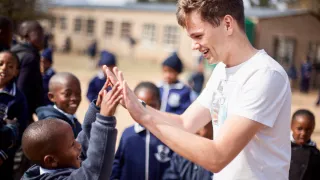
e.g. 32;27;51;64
40;58;52;73
136;89;160;110
49;78;82;114
162;66;179;84
50;123;82;169
0;52;18;88
291;115;315;145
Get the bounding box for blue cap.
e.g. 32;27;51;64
41;48;53;63
98;50;116;66
162;52;183;73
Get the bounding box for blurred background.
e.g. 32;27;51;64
1;0;320;145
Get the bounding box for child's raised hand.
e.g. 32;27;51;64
96;78;112;107
100;82;123;117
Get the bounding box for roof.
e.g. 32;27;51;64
50;2;310;19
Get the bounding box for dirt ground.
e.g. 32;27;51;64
53;52;320;147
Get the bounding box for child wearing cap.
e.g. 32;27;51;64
159;52;192;115
40;48;55;106
87;50;116;102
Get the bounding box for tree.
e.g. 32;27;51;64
0;0;51;28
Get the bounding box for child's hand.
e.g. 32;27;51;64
96;78;112;107
100;82;123;117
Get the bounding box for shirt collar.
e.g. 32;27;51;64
40;167;57;175
53;105;76;124
0;82;16;96
134;123;146;133
97;70;105;80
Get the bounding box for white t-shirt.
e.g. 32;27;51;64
197;50;291;180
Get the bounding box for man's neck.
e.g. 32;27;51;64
223;35;258;68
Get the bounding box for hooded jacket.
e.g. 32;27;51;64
11;43;44;123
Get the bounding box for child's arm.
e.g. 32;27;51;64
77;80;110;159
68;82;122;180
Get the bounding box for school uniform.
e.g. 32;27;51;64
87;71;106;102
161;52;192;114
87;50;116;102
163;153;213;180
289;135;320;180
22;101;117;180
111;123;173;180
159;81;192;115
0;81;28;180
36;105;82;138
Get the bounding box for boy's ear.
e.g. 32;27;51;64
43;155;58;168
48;92;55;103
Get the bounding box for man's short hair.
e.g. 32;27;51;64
176;0;245;31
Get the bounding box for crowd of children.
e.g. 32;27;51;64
0;14;320;180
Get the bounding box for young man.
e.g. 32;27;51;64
11;21;45;124
105;0;291;179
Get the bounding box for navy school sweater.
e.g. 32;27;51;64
87;72;106;102
42;68;55;106
36;106;82;138
111;123;173;180
22;101;118;180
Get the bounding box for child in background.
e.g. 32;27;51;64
159;52;192;115
87;50;116;102
163;121;213;180
111;82;173;180
36;72;82;137
289;109;320;180
40;48;55;106
21;80;121;180
188;56;205;101
0;51;28;180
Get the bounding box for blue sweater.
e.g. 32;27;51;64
163;153;213;180
42;68;55;106
0;81;28;158
159;81;192;115
87;73;106;102
36;106;82;138
22;101;118;180
111;123;173;180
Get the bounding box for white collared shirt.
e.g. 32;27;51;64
40;167;57;175
53;105;76;124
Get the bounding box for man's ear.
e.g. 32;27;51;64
48;92;55;103
43;155;58;168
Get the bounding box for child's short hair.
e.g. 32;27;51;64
292;109;315;124
134;82;161;103
0;50;20;69
22;118;69;165
18;20;43;39
48;72;80;92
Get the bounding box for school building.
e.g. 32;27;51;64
47;3;320;86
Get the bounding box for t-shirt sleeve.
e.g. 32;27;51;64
233;69;289;127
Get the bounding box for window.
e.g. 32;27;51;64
60;17;67;30
74;18;82;32
274;37;296;70
163;25;179;46
308;42;320;64
87;19;95;35
50;17;56;29
142;24;156;43
104;21;114;36
121;22;131;38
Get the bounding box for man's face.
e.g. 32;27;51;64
29;27;45;51
185;11;228;65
